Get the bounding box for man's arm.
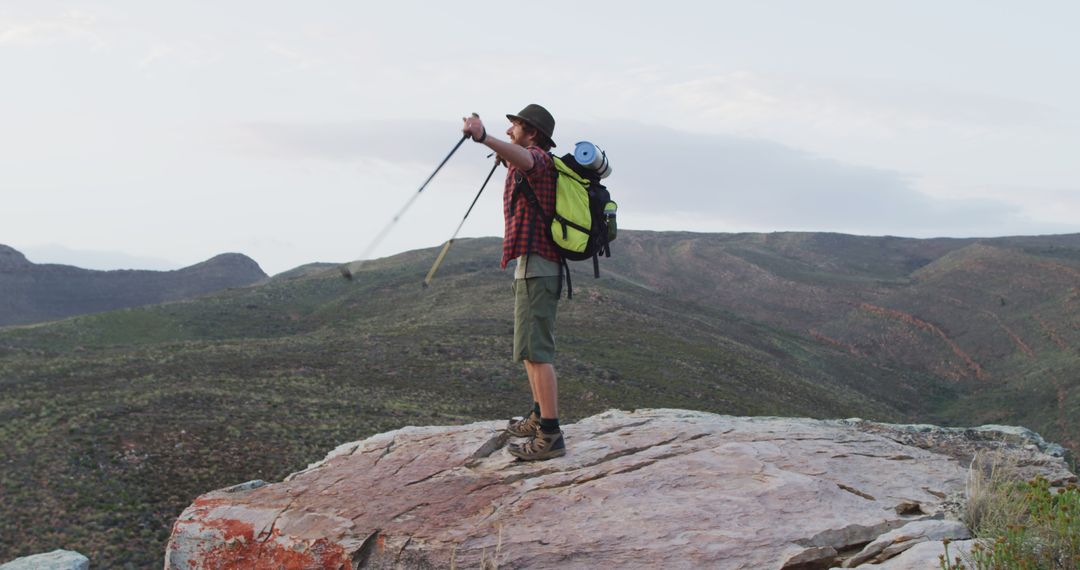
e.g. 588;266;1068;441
462;116;534;171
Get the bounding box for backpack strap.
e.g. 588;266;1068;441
514;173;542;275
561;257;572;300
514;174;551;224
514;173;571;299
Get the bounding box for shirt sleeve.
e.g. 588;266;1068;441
523;147;553;185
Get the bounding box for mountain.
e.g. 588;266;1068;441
0;230;1078;567
0;244;268;326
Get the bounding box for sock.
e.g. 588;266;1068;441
539;417;560;434
532;402;541;417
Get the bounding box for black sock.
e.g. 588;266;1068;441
539;417;560;434
532;402;541;417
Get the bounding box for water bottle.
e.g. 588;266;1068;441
604;201;618;242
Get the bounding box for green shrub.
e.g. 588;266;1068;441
944;452;1080;569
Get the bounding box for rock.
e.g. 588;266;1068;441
844;520;970;566
838;539;977;569
220;479;267;493
783;545;840;569
972;425;1062;452
0;549;89;570
845;420;1077;485
893;501;923;515
166;409;1072;569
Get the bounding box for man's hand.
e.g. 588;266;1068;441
462;112;532;170
462;115;485;142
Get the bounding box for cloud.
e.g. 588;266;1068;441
662;71;1062;139
590;120;1029;235
233;119;486;167
229;118;1039;237
0;10;104;48
137;45;172;68
264;43;325;71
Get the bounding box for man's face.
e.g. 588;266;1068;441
506;120;533;148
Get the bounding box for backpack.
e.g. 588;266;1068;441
515;152;618;299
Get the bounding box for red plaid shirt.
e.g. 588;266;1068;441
502;147;560;268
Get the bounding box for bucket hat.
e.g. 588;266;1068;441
506;104;556;148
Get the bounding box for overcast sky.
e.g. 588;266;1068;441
2;1;1078;274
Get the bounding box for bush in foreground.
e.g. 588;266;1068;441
942;452;1079;569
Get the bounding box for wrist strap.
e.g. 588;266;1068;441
476;127;487;143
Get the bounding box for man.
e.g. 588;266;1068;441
462;104;565;461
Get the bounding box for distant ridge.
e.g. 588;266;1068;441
0;244;32;270
0;244;267;326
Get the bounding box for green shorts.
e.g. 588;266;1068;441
513;276;560;363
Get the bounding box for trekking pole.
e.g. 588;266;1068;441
423;157;501;287
340;114;478;280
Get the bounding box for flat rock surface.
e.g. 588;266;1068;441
0;549;89;570
166;409;1075;569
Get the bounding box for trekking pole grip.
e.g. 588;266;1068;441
464;112;483;142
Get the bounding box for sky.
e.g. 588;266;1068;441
2;1;1078;275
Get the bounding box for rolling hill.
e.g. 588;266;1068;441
0;245;268;326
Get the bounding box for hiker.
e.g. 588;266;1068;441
462;104;565;461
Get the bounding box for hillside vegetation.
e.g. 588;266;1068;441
1;230;1078;567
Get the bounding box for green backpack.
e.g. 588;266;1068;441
515;153;618;298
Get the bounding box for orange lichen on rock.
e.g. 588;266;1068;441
203;518;254;542
176;515;352;570
202;535;351;570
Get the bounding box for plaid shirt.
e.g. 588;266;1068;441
502;147;560;268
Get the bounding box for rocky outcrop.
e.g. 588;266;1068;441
842;520;970;566
835;539;977;569
0;549;89;570
0;245;267;326
166;409;1075;569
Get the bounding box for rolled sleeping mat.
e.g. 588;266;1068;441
573;141;612;179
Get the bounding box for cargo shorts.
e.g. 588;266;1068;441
512;276;560;363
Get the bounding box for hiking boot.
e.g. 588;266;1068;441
508;429;566;461
505;412;540;438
